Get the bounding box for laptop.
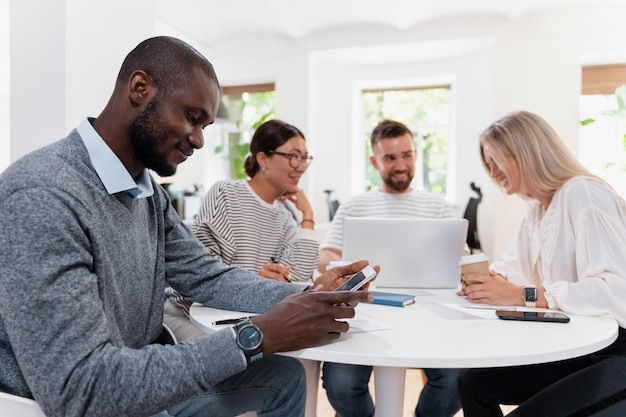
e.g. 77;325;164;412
342;217;468;289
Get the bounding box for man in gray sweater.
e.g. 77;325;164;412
0;36;371;417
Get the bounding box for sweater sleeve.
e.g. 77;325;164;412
543;182;626;325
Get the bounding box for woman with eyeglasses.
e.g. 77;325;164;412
163;119;319;341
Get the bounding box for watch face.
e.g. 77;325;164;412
524;287;538;302
239;326;262;350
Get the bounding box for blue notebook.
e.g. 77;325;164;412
370;291;416;307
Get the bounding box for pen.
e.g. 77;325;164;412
461;305;517;311
271;257;292;282
212;316;249;325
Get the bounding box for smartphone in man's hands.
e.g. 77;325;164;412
334;266;377;292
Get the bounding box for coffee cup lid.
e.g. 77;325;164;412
459;253;490;265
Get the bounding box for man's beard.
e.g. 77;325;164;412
382;171;413;192
129;99;176;177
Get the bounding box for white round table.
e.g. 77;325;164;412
191;289;618;417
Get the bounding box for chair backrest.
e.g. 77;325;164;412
0;392;46;417
282;200;299;222
462;182;483;253
327;199;340;221
154;323;177;345
323;189;340;221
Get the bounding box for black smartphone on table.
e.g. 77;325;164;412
496;310;570;323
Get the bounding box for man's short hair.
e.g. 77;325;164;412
115;36;218;100
370;119;414;149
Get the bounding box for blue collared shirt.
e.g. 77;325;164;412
77;118;154;199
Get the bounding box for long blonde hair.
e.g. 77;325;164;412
479;110;602;200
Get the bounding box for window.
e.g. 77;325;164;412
222;83;276;128
215;83;276;179
579;65;626;197
362;86;451;195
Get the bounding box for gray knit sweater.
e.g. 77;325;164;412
0;130;301;417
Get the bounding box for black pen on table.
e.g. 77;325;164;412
212;316;250;325
271;257;292;282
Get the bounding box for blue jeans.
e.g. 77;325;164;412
152;355;306;417
322;362;462;417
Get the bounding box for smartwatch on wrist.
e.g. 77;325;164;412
523;285;538;308
234;318;264;364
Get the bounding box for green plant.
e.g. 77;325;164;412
214;132;249;179
581;85;626;150
580;85;626;173
214;92;276;179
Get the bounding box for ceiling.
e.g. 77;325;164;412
154;0;604;49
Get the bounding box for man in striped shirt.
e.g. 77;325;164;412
319;119;462;417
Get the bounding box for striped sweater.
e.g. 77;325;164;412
192;180;319;280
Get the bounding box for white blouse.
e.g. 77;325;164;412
490;177;626;327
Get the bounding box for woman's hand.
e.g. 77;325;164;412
280;189;314;226
456;271;493;296
460;272;524;306
258;262;292;282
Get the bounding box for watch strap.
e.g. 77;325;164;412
248;351;264;363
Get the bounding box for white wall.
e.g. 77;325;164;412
65;0;156;129
3;2;626;261
10;0;66;162
5;0;154;166
9;0;150;160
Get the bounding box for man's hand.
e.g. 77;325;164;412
312;259;379;291
251;289;374;356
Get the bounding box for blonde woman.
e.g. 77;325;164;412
459;110;626;416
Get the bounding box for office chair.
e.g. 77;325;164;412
154;323;177;345
282;199;299;222
463;182;483;253
324;189;340;221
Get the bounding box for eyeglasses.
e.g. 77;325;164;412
266;150;314;168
